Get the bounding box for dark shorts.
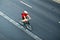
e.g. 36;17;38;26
23;21;30;25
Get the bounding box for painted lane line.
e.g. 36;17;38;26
20;0;32;8
53;0;60;3
58;21;60;23
0;11;42;40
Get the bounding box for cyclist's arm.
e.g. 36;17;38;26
27;15;31;20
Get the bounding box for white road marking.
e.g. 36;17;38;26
53;0;60;3
58;21;60;23
0;11;42;40
19;0;32;8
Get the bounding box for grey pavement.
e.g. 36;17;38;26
0;0;60;40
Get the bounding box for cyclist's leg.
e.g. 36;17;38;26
26;21;32;30
22;21;27;29
26;21;30;25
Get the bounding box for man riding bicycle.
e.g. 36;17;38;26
21;11;31;30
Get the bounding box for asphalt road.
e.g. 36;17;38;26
0;0;60;40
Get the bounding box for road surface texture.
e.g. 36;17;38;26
0;0;60;40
